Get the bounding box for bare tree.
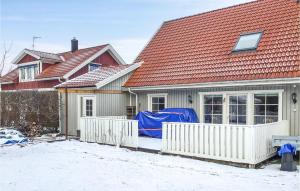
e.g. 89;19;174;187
0;42;13;77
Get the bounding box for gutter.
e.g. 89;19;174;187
129;77;300;91
128;88;138;115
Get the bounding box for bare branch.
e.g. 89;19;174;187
0;41;13;77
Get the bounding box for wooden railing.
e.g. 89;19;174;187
80;117;138;148
162;120;289;164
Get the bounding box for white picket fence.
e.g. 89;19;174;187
162;120;289;164
80;117;139;148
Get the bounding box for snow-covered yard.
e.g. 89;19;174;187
0;140;298;191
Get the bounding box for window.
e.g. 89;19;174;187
88;63;101;72
254;94;279;124
19;65;39;82
204;95;223;124
229;95;247;125
148;94;167;112
233;32;262;52
82;97;96;117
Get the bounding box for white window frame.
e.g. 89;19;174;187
19;64;39;82
199;90;283;125
88;63;101;72
147;93;168;112
80;96;96;117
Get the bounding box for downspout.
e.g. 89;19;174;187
65;87;69;140
128;88;138;115
58;78;64;134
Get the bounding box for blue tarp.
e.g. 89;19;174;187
278;144;297;156
135;108;199;138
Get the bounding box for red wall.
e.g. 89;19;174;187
69;65;88;79
93;51;119;67
3;50;120;90
1;80;60;91
18;55;37;64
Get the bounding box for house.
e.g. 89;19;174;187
55;62;141;136
124;0;300;136
0;38;127;128
0;38;126;91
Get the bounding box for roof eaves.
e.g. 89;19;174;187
95;62;143;89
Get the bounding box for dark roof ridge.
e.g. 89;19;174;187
57;44;109;55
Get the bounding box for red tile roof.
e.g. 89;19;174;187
125;0;300;87
56;64;133;88
0;45;108;83
0;69;18;83
25;49;62;63
36;45;108;79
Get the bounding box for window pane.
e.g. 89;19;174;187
238;96;247;104
204;105;212;114
255;105;265;115
158;97;165;103
152;97;159;104
213;105;223;114
254;95;265;104
229;115;237;124
238;105;247;115
158;104;165;111
230;96;237;104
213;96;223;104
229;105;237;115
213;115;222;124
238;116;247;125
266;105;278;115
234;32;262;51
254;116;265;124
152;104;159;112
266;116;278;123
205;115;212;123
266;95;278;104
204;96;213;104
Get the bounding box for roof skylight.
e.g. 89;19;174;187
233;32;262;52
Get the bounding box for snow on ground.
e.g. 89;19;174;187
0;140;299;191
139;137;161;150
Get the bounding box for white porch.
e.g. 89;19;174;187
79;117;289;166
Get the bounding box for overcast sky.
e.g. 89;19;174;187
0;0;253;74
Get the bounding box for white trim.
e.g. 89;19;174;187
33;77;61;81
0;88;56;92
198;89;284;125
95;62;142;89
147;93;168;112
11;49;40;65
63;45;126;79
17;61;40;67
130;78;300;91
106;45;126;65
80;95;96;118
0;81;14;85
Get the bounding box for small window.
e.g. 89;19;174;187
148;94;167;112
19;65;39;82
88;63;100;72
254;94;279;124
233;32;262;52
82;97;96;117
204;95;223;124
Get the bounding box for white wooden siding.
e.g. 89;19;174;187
162;120;289;164
137;84;300;136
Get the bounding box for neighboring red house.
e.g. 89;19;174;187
0;38;126;91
